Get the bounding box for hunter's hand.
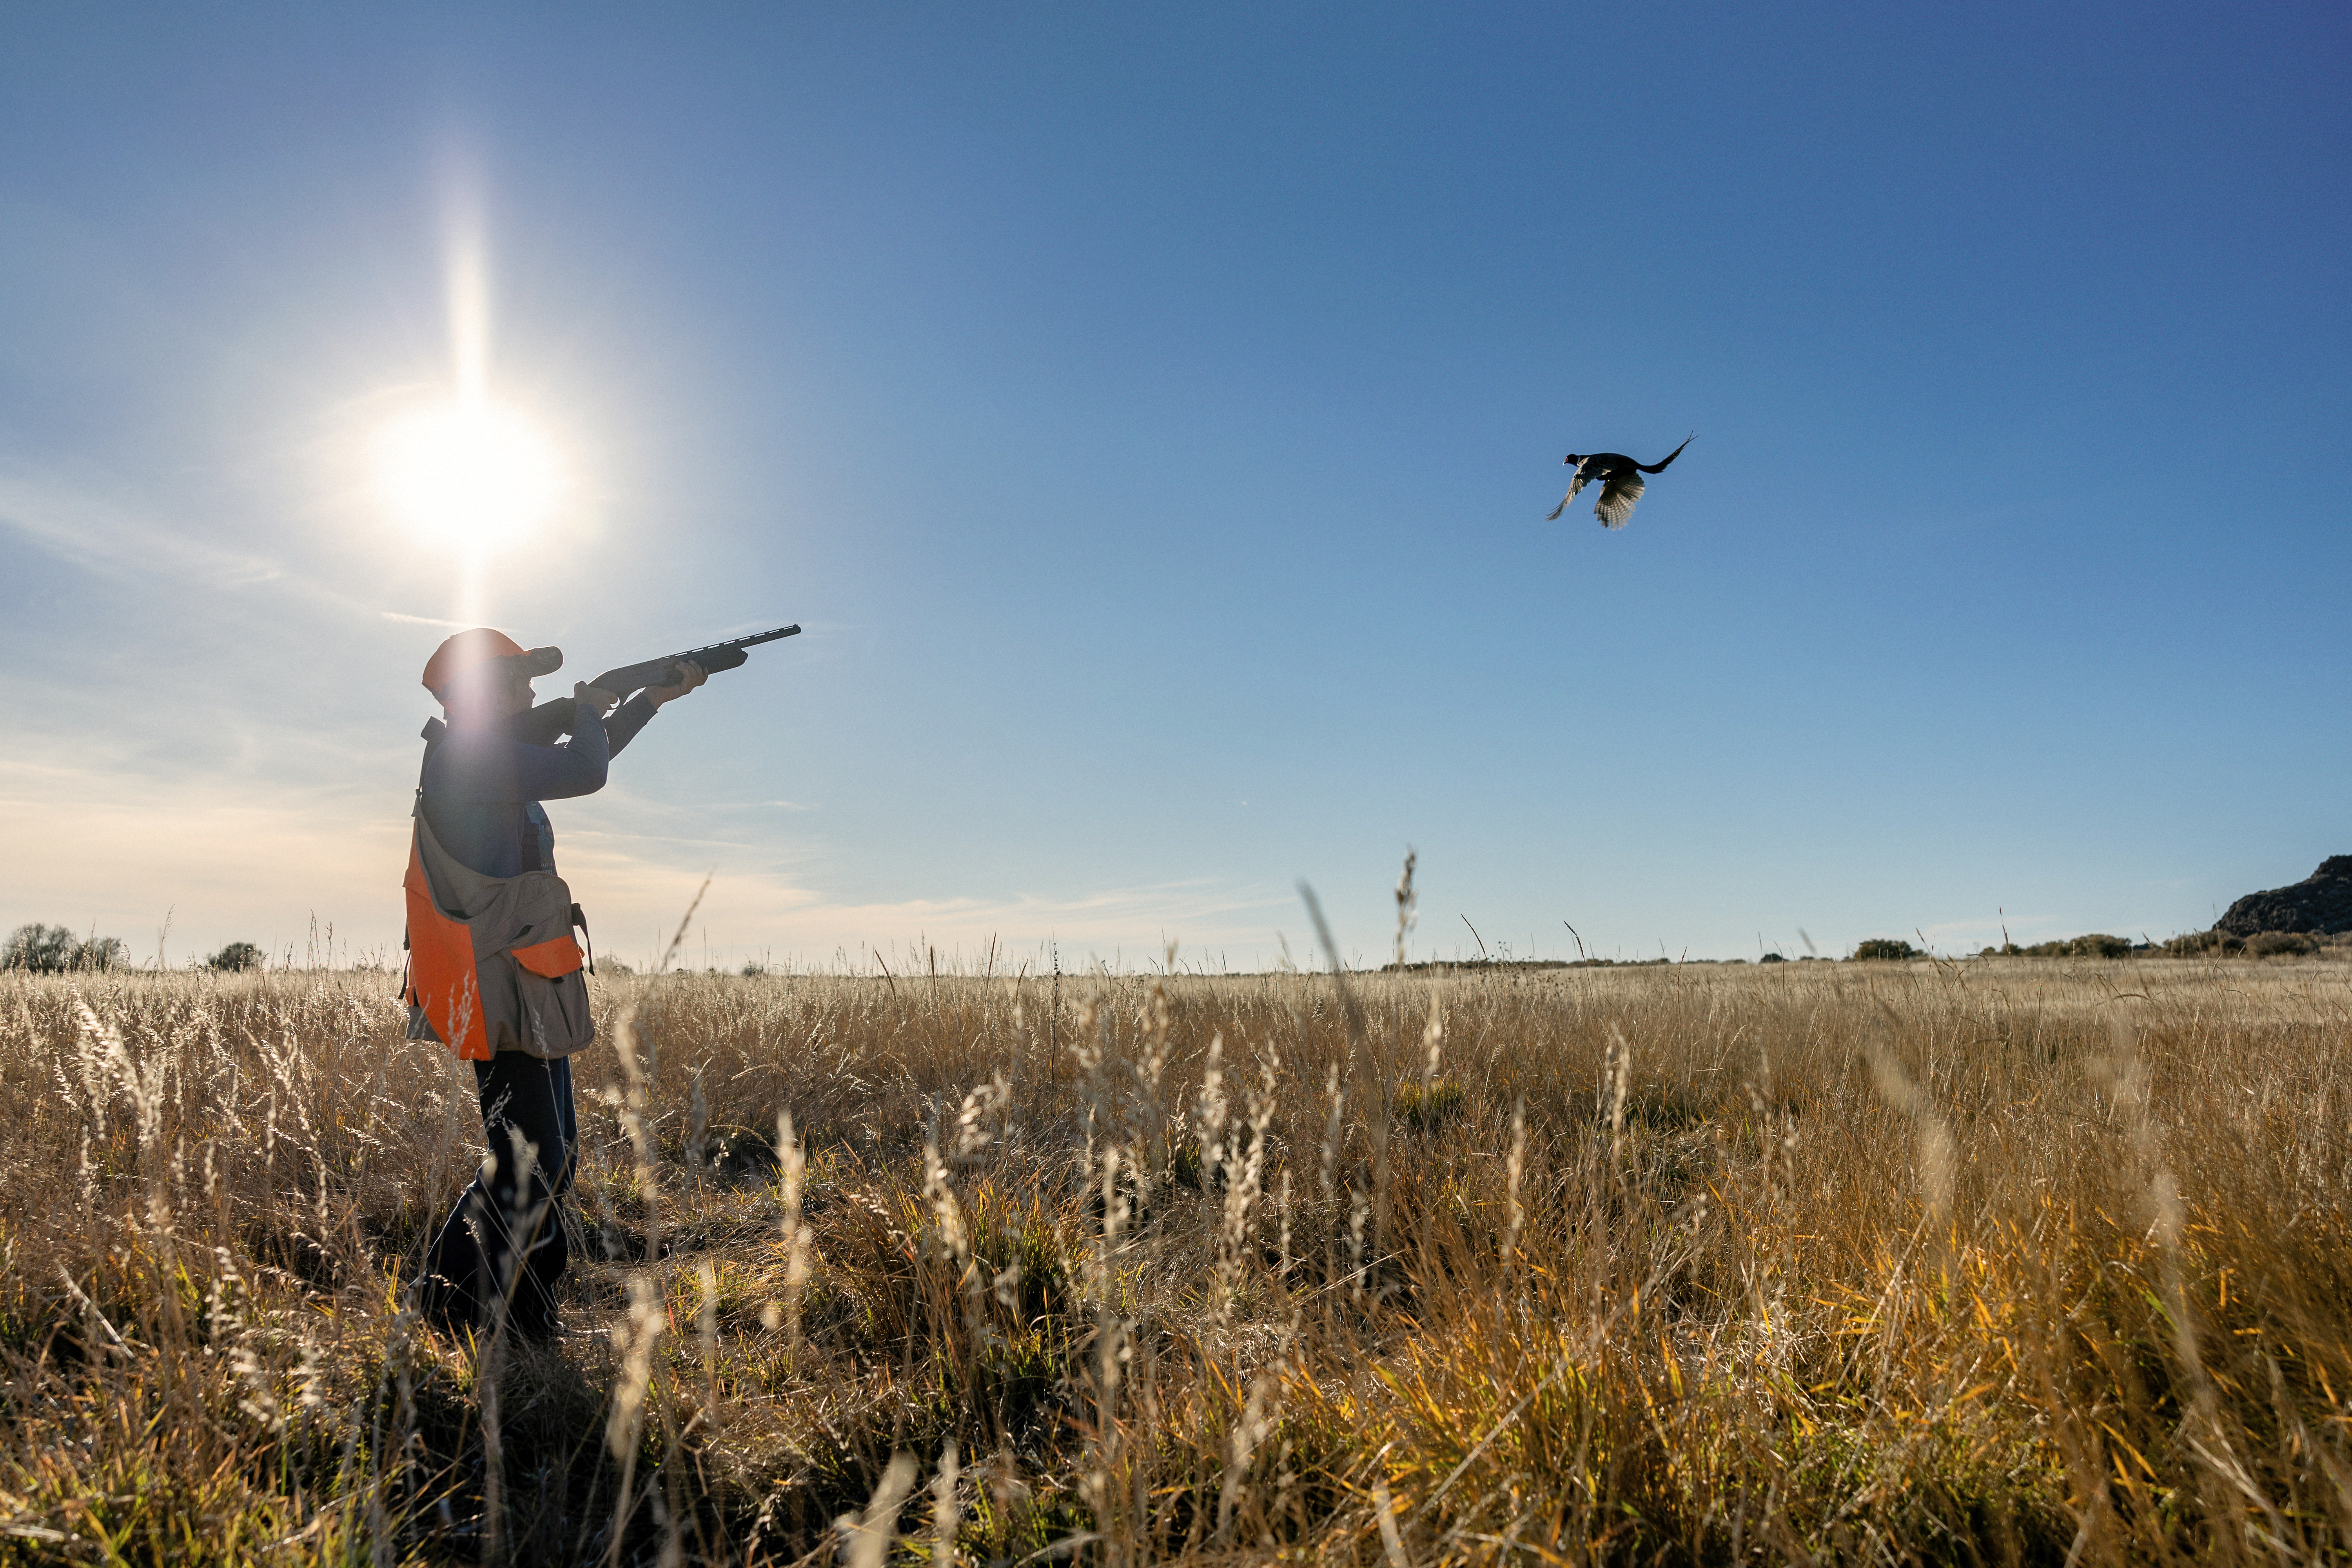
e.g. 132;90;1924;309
647;661;707;708
573;682;620;718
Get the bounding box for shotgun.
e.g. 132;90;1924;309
508;624;799;744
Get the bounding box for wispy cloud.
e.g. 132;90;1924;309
0;463;283;589
0;458;477;637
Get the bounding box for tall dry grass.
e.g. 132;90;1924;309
1;943;2349;1564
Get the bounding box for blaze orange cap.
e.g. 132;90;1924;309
421;628;563;695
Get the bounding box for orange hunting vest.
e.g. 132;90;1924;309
401;789;596;1062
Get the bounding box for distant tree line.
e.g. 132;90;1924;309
1;924;128;972
1969;931;2342;960
1978;933;2135;959
2;923;267;973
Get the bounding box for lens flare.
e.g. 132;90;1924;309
371;399;561;546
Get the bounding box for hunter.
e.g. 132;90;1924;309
405;628;704;1341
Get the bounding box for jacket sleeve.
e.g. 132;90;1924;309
435;707;613;802
605;693;661;758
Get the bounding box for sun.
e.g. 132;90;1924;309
370;399;563;547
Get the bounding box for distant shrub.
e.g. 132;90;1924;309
208;942;264;972
1987;934;2135;959
2060;933;2132;959
2247;931;2320;958
3;924;127;972
1759;952;1786;964
2163;930;2244;956
1851;938;1920;962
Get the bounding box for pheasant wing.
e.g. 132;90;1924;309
1547;467;1591;521
1594;472;1645;528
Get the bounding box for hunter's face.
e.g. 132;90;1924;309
447;658;536;722
495;663;535;717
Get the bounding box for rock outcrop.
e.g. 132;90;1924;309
2216;856;2352;937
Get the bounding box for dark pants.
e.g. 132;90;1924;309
421;1053;577;1339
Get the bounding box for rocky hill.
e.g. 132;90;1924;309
2216;856;2352;936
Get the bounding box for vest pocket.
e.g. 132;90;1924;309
514;934;585;978
512;962;597;1058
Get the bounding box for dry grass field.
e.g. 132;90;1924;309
4;946;2352;1564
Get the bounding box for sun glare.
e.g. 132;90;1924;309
371;400;562;546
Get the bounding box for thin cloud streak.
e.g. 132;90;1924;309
0;463;283;590
0;458;474;635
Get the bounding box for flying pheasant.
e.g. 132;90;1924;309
1548;435;1693;529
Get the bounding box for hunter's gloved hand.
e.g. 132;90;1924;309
647;661;707;708
573;682;620;718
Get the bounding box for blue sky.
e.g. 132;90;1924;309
2;3;2345;969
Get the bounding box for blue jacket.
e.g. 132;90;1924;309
418;694;661;878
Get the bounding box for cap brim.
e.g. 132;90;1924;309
517;646;563;677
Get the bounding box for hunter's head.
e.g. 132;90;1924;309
422;628;562;728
